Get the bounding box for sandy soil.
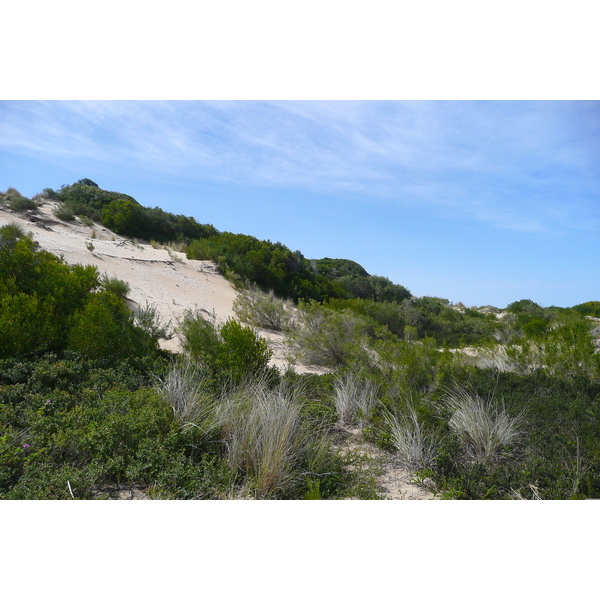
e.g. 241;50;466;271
337;428;439;500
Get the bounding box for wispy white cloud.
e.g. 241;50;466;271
1;100;598;233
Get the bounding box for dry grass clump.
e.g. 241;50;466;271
383;404;439;472
233;285;292;331
444;386;525;464
333;371;378;428
157;368;331;497
155;359;221;439
218;378;330;497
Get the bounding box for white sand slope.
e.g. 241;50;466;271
1;201;237;353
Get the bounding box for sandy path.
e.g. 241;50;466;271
337;428;439;500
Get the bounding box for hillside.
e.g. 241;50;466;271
0;198;329;374
2;183;600;501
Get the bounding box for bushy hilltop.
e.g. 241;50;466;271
2;181;600;501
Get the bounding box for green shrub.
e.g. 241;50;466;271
52;203;76;222
290;302;371;367
67;291;150;359
101;275;131;298
101;199;146;236
179;312;273;384
8;195;37;212
572;301;600;318
0;293;58;356
0;228;100;357
43;188;59;200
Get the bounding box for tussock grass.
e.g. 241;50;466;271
333;371;378;428
156;359;221;438
218;377;330;497
233;285;292;331
444;385;525;464
383;404;439;472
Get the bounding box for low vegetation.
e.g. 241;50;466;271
2;182;600;500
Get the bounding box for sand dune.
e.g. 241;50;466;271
0;201;311;371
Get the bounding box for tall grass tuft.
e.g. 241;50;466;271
155;359;221;439
233;285;292;331
383;404;439;471
444;385;525;464
218;378;329;497
333;371;378;428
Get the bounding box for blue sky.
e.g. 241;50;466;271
1;100;598;308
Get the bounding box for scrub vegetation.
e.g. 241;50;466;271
2;181;600;500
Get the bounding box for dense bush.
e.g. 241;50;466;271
46;180;218;243
179;312;274;385
187;233;344;302
290;301;375;367
0;226;98;356
1;188;37;212
572;301;600;318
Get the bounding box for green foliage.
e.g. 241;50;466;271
47;181;218;244
219;319;273;381
9;196;37;212
0;221;26;247
433;369;600;499
502;313;600;380
402;297;500;346
1;188;36;212
179;312;273;384
68;291;157;359
100;274;131;298
187;233;345;302
101;199;146;237
572;301;600;318
52;203;76;221
506;298;544;315
314;258;369;279
325;298;407;337
54;181;139;221
76;178;99;187
0;227;100;357
43;188;59;200
290;301;373;367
